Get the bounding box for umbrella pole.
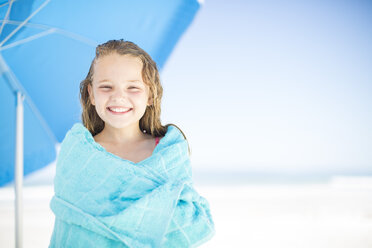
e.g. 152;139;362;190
15;91;24;248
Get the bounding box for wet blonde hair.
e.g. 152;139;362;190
79;39;190;154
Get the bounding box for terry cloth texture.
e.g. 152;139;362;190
49;123;215;248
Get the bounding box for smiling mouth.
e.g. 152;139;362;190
107;107;132;114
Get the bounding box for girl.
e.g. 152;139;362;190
49;39;215;248
81;39;189;159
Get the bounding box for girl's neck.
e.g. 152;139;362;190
97;123;149;145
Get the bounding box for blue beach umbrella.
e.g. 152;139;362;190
0;0;201;246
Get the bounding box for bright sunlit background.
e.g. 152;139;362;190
161;0;372;178
1;0;372;247
161;1;372;247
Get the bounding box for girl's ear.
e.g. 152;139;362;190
88;84;95;106
147;96;153;106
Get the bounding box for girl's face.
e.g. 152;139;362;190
88;53;152;131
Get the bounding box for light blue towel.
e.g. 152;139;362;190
49;123;215;247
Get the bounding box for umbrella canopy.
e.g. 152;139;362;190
0;0;201;186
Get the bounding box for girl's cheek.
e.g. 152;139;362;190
94;93;108;102
132;93;148;101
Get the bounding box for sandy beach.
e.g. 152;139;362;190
1;177;372;248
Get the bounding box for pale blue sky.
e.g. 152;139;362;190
160;0;372;175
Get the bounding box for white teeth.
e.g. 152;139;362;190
109;107;130;113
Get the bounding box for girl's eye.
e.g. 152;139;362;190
99;86;140;90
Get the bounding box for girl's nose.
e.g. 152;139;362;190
111;88;128;101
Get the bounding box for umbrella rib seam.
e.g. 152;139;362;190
0;0;50;47
0;28;56;51
0;0;14;35
0;20;97;47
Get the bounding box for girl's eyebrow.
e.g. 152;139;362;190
98;80;111;84
127;80;142;83
98;79;142;84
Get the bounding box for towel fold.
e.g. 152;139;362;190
49;123;215;247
